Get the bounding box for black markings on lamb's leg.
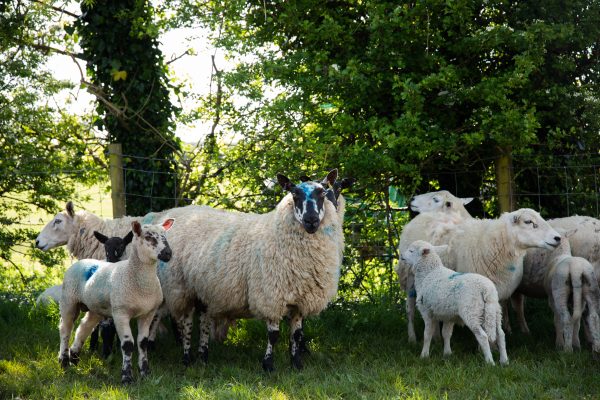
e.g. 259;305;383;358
299;321;311;355
171;316;182;345
262;321;280;372
148;315;158;351
198;313;210;364
121;339;134;384
59;350;70;369
289;316;303;370
101;320;116;358
69;350;80;365
180;313;193;366
139;337;150;377
89;325;99;351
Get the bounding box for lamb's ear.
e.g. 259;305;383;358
512;214;520;224
299;175;311;183
93;231;108;244
162;218;175;231
132;221;142;237
433;244;448;254
321;169;338;187
461;197;474;205
277;174;295;192
340;177;356;190
421;247;431;256
123;231;134;245
66;201;75;218
565;228;578;238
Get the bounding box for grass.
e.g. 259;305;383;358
1;298;599;399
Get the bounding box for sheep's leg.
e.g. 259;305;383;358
197;312;211;364
585;309;600;356
420;316;435;359
58;302;79;368
510;292;530;334
101;318;116;358
180;310;194;366
468;325;494;365
441;321;454;357
148;313;159;350
89;325;99;352
572;315;582;351
553;292;573;352
501;301;512;334
136;311;155;378
289;314;303;370
70;311;103;365
496;310;509;366
113;313;134;384
406;274;418;343
262;320;280;372
298;320;310;355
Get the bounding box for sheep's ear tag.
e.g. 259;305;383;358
162;218;175;231
422;248;430;256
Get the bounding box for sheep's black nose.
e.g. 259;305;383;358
35;239;40;248
554;236;561;243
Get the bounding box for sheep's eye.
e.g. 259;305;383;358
433;197;440;203
54;219;62;225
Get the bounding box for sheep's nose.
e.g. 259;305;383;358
35;239;40;248
554;236;561;243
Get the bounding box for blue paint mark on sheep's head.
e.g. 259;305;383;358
158;260;168;270
507;265;516;272
84;264;99;281
278;172;337;234
449;272;464;280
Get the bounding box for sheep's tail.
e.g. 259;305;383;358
571;268;584;322
482;290;498;343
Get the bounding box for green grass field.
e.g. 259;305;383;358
1;298;599;399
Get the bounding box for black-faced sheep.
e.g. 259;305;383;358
58;219;173;384
401;240;508;365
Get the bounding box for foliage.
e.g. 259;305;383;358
74;0;183;215
0;0;103;297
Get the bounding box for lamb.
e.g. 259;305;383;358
548;216;600;276
511;233;600;354
396;191;475;343
401;240;508;365
169;169;345;371
58;219;173;384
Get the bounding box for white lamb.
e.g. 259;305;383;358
58;219;174;384
169;170;345;371
549;216;600;277
512;233;600;354
401;240;508;365
396;191;475;343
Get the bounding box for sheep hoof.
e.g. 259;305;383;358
140;360;150;377
199;348;209;364
299;338;311;355
262;356;275;372
500;358;509;366
121;367;133;384
291;354;303;370
69;351;80;366
59;353;70;369
147;340;156;352
182;352;192;367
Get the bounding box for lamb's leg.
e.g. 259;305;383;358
289;313;303;370
180;310;194;366
552;291;573;352
406;274;418;343
468;325;494;365
420;316;435;359
585;309;600;356
89;324;99;351
136;311;156;378
501;300;512;334
496;309;509;365
572;315;582;351
441;321;454;357
298;320;310;355
113;313;134;384
101;318;116;358
510;292;530;334
197;312;211;364
262;320;280;372
69;311;103;365
58;302;79;368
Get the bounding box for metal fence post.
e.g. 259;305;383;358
109;143;126;218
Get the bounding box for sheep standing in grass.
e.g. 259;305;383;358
396;191;474;343
512;233;600;354
401;240;508;365
172;170;344;371
59;219;173;384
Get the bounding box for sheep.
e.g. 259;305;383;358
397;208;561;342
511;233;600;354
396;191;475;343
165;169;345;371
36;284;62;307
58;219;174;384
401;240;508;365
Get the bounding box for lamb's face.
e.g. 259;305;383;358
409;191;473;214
291;182;328;234
35;209;75;251
509;208;561;250
133;219;173;263
401;240;429;267
93;230;133;262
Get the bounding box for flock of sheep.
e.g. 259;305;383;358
33;172;600;383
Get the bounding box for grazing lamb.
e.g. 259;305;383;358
36;284;62;306
58;219;173;384
170;169;345;371
511;233;600;354
396;191;475;343
401;240;508;365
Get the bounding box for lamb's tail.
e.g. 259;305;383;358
482;290;499;343
571;267;584;322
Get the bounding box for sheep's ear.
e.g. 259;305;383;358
277;174;295;191
321;169;338;187
565;228;578;238
66;201;75;218
299;175;311;183
433;244;448;254
340;177;355;190
461;197;474;205
512;214;520;224
132;221;142;237
93;231;108;244
162;218;175;231
123;231;134;245
421;247;430;256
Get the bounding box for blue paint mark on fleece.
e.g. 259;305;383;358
323;225;335;236
507;265;516;272
451;281;464;292
84;264;99;281
449;272;464;280
408;288;417;298
142;212;156;225
159;260;168;271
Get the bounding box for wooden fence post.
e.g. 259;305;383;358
495;146;515;213
109;143;126;218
